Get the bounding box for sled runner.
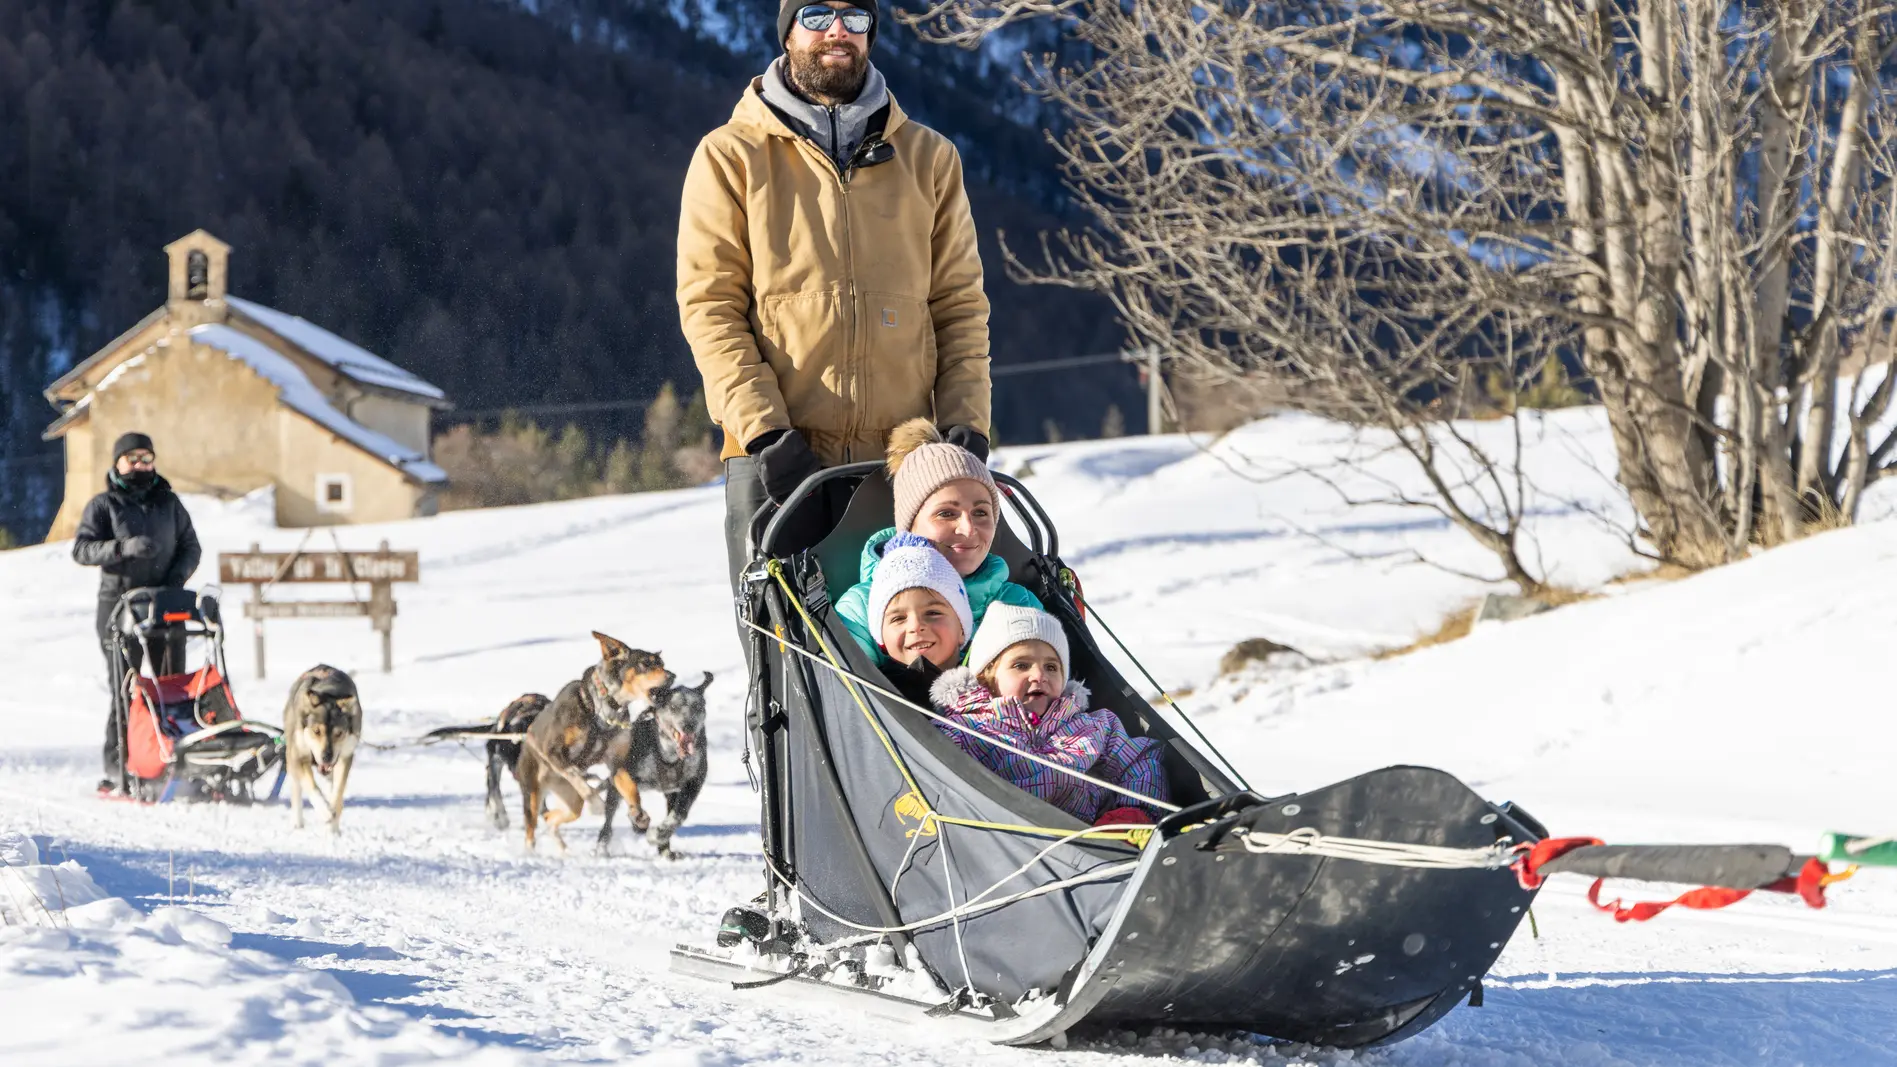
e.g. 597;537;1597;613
671;464;1546;1048
109;586;284;803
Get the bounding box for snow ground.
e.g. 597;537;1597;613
2;409;1894;1065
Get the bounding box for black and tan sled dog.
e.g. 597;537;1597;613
419;691;551;829
483;693;550;829
515;632;673;852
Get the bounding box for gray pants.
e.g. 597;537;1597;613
723;457;855;594
724;457;771;596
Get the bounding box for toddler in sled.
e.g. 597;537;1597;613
867;531;975;708
930;604;1170;826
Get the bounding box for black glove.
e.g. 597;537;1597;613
753;429;823;504
121;535;158;560
943;424;989;462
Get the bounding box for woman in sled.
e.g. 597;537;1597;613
838;419;1040;664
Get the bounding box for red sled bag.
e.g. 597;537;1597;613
124;665;239;781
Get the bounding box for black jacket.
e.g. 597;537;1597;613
72;473;202;604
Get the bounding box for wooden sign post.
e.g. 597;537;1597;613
218;541;420;678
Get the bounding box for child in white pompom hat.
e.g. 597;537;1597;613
864;532;974;708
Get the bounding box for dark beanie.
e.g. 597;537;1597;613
779;0;878;50
112;432;154;461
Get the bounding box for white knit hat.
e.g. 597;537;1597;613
966;602;1069;678
867;533;974;648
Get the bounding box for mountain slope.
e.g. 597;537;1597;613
0;0;1129;541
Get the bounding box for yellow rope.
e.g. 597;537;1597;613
763;561;1155;849
932;814;1153;849
769;561;924;799
1821;865;1859;889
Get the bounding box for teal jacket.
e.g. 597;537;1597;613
837;527;1044;666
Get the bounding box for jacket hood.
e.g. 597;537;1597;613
859;525;1013;604
758;56;890;169
731;76;909;142
929;665;1089;708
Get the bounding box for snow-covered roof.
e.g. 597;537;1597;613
227;296;447;404
190;324;448;484
39;395;89;440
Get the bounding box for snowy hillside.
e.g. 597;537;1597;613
3;409;1894;1066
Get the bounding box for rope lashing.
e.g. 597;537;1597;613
763;848;1139;943
1240;826;1517;870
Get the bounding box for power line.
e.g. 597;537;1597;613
443;397;653;421
442;349;1161;421
990;352;1137;376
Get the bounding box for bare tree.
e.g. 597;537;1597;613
906;0;1897;570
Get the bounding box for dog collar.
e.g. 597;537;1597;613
591;670;631;727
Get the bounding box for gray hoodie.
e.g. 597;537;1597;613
758;55;890;173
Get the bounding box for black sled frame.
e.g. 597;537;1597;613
108;586;284;804
673;463;1544;1048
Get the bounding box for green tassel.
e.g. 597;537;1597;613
1820;833;1897;868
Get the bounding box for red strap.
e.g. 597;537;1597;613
1585;857;1834;922
1514;836;1604;890
1062;568;1088;620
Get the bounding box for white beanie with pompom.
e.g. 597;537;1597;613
866;532;974;649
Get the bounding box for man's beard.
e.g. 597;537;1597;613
787;42;868;102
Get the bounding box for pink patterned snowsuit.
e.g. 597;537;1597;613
928;667;1170;823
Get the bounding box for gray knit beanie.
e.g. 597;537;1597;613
886;418;998;533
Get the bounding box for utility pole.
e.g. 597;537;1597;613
1143;346;1165;435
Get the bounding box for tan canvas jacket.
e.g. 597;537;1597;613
677;83;991;463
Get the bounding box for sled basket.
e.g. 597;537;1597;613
687;464;1542;1047
113;587;283;803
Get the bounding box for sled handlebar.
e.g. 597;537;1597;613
1536;842;1804;890
755;462;1057;559
992;470;1058;559
755;461;882;559
115;586;221;634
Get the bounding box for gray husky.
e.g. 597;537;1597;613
282;665;363;833
598;672;712;858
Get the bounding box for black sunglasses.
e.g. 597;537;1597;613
796;5;874;34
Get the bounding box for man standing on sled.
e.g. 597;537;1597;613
676;0;993;589
72;432;201;793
